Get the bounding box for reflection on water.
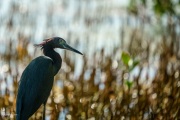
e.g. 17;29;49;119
0;0;134;82
0;0;129;54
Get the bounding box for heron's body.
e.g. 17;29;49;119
16;37;82;120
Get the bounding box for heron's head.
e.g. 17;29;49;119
35;37;83;55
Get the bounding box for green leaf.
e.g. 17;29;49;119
129;59;140;71
121;52;131;66
125;80;133;89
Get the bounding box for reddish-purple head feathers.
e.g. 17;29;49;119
34;38;53;48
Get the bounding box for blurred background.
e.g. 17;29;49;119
0;0;180;119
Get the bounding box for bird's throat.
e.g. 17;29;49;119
43;47;62;75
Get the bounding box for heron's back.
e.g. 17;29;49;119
16;56;55;120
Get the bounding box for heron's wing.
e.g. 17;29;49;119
16;56;55;119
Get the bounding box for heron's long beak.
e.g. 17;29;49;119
63;43;83;55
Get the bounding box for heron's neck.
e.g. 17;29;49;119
43;47;62;75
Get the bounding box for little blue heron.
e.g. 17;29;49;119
16;37;83;120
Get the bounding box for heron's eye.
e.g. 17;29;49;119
59;40;65;44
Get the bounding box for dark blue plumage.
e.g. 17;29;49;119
16;37;82;120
